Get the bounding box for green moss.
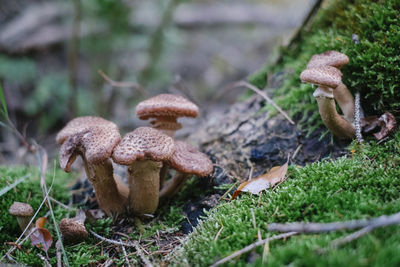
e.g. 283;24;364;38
249;0;400;130
173;132;400;266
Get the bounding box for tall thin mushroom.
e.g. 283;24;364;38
112;127;175;214
300;66;356;139
56;116;128;216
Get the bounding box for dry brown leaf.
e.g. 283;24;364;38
232;162;288;200
360;112;397;140
30;217;53;254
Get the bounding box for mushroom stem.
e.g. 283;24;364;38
315;86;356;139
150;116;182;138
333;83;355;122
159;164;169;188
159;172;189;200
16;217;33;234
127;160;162;214
82;158;127;216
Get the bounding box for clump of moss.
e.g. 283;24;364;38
171;131;400;266
250;0;400;129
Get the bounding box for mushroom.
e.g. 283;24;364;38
135;94;199;138
300;66;356;139
159;141;213;200
112;127;175;214
9;202;34;234
56;116;128;216
135;94;199;188
59;210;88;244
307;50;354;122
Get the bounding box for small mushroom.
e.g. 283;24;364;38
112;127;175;214
9;202;34;234
159;141;213;200
307;50;354;122
59;210;88;244
300;66;356;139
56;116;128;216
135;94;199;138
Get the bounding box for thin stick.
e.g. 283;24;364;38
37;252;51;267
291;144;302;161
120;239;132;267
49;196;76;211
56;240;62;267
98;69;145;94
134;242;153;267
0;174;31;197
89;230;138;247
329;226;373;248
210;232;297;267
234;81;295;125
268;211;400;233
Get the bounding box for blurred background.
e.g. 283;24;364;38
0;0;314;163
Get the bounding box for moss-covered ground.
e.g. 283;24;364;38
172;132;400;266
249;0;400;130
0;166;188;266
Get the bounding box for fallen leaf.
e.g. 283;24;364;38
85;209;106;221
374;112;396;140
35;217;47;228
360;112;397;140
30;217;53;254
232;162;288;199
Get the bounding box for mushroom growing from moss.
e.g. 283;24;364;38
300;66;356;139
159;141;213;200
112;127;175;214
9;202;34;234
56;116;128;216
307;50;354;122
59;210;88;244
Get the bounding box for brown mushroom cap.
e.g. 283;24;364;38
135;94;199;120
57;116;121;171
112;127;175;165
300;66;342;89
59;218;88;244
307;50;349;69
9;202;34;217
168;141;213;177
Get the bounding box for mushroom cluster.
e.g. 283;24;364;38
57;94;213;217
300;51;356;139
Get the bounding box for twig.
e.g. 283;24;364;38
214;219;224;241
37;252;51;267
89;230;138;247
134;242;154;267
56;240;62;267
49;196;76;211
44;160;70;267
0;174;31;197
98;69;146;96
233;81;295;125
329;226;373;249
268;211;400;233
291;144;302;161
354;92;363;143
210;232;297;267
120;239;131;267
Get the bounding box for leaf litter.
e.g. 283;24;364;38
232;160;289;200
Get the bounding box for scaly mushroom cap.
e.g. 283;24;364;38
59;218;88;244
112;127;175;165
9;202;33;217
168;141;213;177
300;66;342;89
135;94;199;120
307;50;349;69
57;116;121;171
